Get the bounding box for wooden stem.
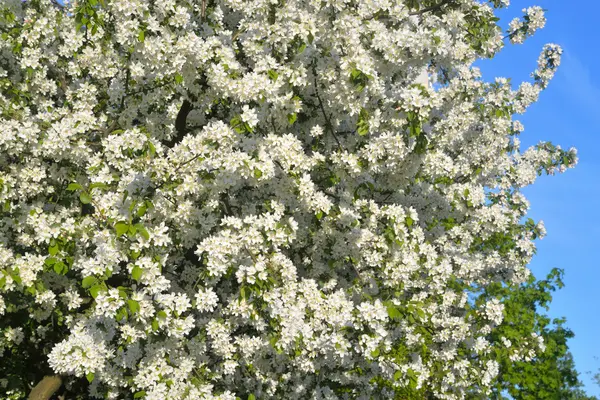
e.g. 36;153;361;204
28;375;62;400
165;99;193;148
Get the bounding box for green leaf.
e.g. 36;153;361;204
137;204;147;217
126;223;137;237
134;391;146;399
405;216;414;227
174;73;183;84
129;200;138;214
147;141;156;156
357;108;369;136
118;287;128;299
253;168;263;179
131;265;143;282
79;192;92;204
82;276;96;288
121;190;129;204
128;299;140;314
248;395;256;400
45;257;58;267
66;183;83;191
116;306;128;322
267;69;278;81
387;305;401;320
89;182;108;192
394;370;402;381
48;242;59;256
157;310;168;319
90;284;104;299
86;372;95;383
287;113;297;125
135;223;150;240
138;30;145;42
115;222;129;237
230;116;245;133
349;67;369;92
316;210;324;220
151;319;159;331
371;348;380;358
10;269;21;284
53;262;67;275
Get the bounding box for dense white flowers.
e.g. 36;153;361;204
0;0;577;399
508;7;546;44
4;327;24;345
195;286;219;312
48;325;112;377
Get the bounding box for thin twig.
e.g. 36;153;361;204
220;195;233;216
174;153;203;172
244;246;258;264
103;120;118;135
50;0;65;9
52;180;66;212
313;77;343;151
119;67;131;112
380;191;395;203
158;192;177;206
408;0;454;16
125;78;174;98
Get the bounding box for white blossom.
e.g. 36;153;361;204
0;0;575;398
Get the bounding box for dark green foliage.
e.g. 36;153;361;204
487;269;596;400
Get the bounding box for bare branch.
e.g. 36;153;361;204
313;77;343;152
28;375;62;400
50;0;65;10
164;99;193;148
408;0;454;16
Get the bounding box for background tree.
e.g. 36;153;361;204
487;268;596;400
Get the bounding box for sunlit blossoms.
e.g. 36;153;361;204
0;0;577;399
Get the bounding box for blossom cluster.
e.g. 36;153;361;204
0;0;576;399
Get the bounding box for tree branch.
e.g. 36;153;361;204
28;375;62;400
50;0;65;10
408;0;454;16
175;153;203;172
164;99;193;148
119;67;131;113
313;77;343;152
175;99;192;135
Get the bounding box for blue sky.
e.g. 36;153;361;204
478;0;600;394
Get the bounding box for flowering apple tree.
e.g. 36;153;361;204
0;0;577;399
